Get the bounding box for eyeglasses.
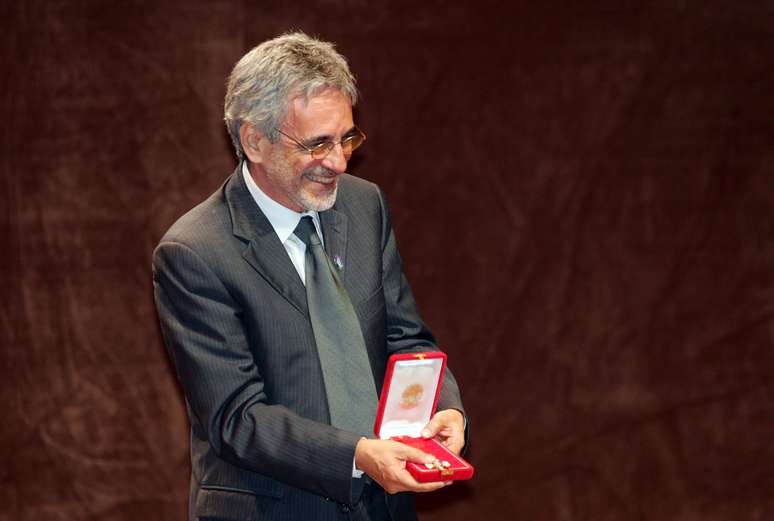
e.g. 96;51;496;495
276;127;366;160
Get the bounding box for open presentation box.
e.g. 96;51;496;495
374;351;474;482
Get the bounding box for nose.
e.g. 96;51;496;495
321;142;348;174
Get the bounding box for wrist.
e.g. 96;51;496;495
354;437;369;471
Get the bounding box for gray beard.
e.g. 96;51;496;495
298;183;338;211
297;167;340;211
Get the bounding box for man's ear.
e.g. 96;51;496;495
239;123;265;163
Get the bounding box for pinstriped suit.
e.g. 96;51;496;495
153;164;465;520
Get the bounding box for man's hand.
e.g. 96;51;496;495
355;438;452;494
420;409;465;455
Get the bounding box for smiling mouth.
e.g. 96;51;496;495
305;171;339;185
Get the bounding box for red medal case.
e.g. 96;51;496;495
373;351;474;482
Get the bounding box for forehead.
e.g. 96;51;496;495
284;87;354;135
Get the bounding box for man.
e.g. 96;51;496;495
153;32;466;521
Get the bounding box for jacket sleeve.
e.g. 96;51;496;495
153;239;360;504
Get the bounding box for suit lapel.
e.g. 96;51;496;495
225;165;308;315
320;207;348;277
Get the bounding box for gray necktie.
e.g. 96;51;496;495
294;216;378;436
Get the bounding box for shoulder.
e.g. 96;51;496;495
337;173;380;197
334;174;386;218
156;177;234;254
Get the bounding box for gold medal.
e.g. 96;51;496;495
400;383;424;409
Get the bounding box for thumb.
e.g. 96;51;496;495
421;416;443;439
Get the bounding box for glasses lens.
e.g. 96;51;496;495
310;142;335;159
307;129;366;159
345;132;365;153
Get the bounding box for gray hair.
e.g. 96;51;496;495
224;32;359;159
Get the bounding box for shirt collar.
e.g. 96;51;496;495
241;161;321;244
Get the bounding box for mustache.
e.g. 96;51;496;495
302;166;342;177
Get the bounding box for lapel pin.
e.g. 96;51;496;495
333;255;344;270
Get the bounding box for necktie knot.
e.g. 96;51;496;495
294;216;319;247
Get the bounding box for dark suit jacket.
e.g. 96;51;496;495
153;165;465;521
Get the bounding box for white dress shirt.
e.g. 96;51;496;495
242;162;323;285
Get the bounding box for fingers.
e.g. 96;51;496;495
354;439;454;494
393;441;436;465
386;464;448;494
421;409;464;438
411;479;452;493
420;412;444;438
442;435;465;456
421;409;465;455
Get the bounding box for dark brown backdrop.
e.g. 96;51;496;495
2;1;773;520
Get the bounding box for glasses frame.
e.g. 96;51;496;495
276;127;366;160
